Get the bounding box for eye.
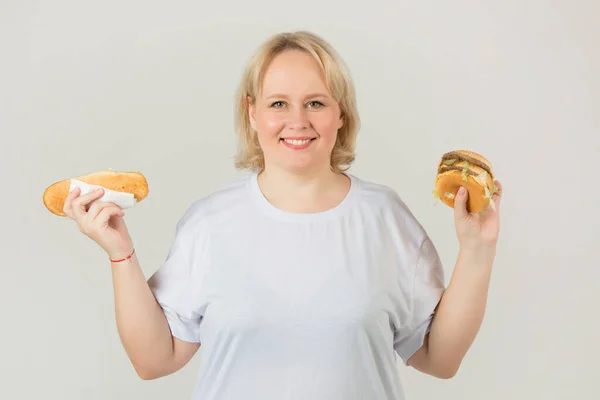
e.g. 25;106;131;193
307;101;324;108
270;101;286;108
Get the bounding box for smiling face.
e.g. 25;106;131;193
248;50;344;175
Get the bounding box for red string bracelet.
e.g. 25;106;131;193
109;248;135;263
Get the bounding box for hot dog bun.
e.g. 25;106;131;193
43;170;149;217
432;150;498;213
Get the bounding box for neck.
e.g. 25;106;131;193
256;163;350;213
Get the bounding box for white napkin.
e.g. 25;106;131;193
69;178;137;209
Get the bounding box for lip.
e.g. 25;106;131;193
281;136;316;140
280;137;316;150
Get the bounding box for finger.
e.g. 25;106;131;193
86;201;120;222
453;185;470;222
93;206;125;228
493;180;502;197
63;187;81;218
491;180;502;212
72;188;105;220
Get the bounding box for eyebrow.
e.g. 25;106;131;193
265;92;330;99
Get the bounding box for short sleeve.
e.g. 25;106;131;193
147;205;209;344
393;235;446;365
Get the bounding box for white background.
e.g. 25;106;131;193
1;1;598;399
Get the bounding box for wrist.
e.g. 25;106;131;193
108;247;135;263
458;244;496;264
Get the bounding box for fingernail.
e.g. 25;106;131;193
459;187;465;195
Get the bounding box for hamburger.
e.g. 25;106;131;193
432;150;498;213
43;169;149;217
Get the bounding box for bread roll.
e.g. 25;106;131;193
43;170;149;217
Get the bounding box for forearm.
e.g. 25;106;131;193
111;252;175;377
427;245;496;374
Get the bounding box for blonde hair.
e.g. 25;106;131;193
233;31;361;173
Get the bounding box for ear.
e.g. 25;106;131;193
247;96;257;130
337;112;345;130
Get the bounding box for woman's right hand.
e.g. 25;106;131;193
64;187;134;260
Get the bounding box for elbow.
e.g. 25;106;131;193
434;369;457;380
133;363;168;381
137;371;160;381
135;367;160;381
431;362;460;379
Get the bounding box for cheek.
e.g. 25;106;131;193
314;116;341;138
265;119;284;132
256;114;285;134
255;116;284;150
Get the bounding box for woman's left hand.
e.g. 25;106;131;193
453;180;503;251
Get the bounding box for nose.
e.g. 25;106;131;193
285;107;310;131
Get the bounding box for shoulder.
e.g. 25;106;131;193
174;174;253;234
351;174;416;217
352;175;407;206
350;174;428;242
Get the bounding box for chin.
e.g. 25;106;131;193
278;159;328;174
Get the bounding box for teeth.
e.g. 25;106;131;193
283;139;312;145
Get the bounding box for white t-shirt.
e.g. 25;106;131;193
148;172;446;400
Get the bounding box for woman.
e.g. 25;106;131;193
64;31;502;399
